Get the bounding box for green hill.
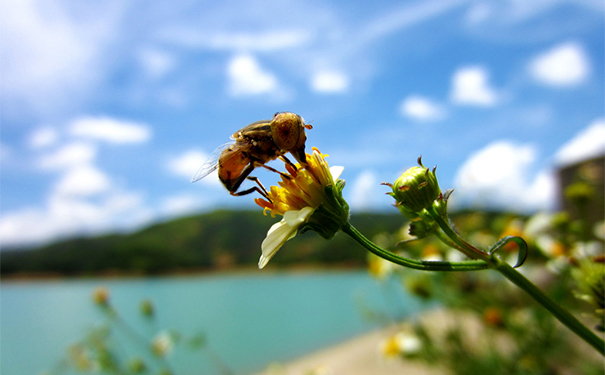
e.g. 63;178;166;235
1;210;407;277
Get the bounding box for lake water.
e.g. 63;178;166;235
2;271;425;375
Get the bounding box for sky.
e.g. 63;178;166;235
1;0;604;248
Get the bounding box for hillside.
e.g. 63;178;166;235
1;210;407;277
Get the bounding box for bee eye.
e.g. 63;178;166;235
273;112;281;118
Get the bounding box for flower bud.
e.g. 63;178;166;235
140;299;154;318
387;158;441;217
92;287;110;306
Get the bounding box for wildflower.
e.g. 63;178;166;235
483;307;505;328
151;332;174;357
385;157;441;219
92;287;110;306
68;344;93;371
421;243;443;261
128;357;147;374
380;331;422;358
368;253;395;279
254;148;347;268
140;299;154;318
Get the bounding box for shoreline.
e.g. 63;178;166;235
251;322;444;375
0;265;366;283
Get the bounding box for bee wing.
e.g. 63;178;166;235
191;143;232;183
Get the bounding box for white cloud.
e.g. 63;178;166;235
400;95;446;121
54;165;111;197
529;42;590;86
28;127;59;149
168;149;222;186
1;0;120;116
227;54;278;96
358;0;468;44
160;193;208;217
555;118;605;166
450;66;498;106
38;142;97;170
348;170;379;211
0;191;153;247
138;48;176;79
453;140;555;212
69;116;152;144
168;150;209;177
162;29;311;51
311;71;349;93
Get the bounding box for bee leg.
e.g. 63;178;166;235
229;186;271;201
280;155;298;171
258;164;292;180
246;176;271;200
229;177;271;201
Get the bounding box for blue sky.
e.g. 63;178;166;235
1;0;604;248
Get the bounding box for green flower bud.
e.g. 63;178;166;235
387;158;441;217
128;357;147;374
140;299;154;318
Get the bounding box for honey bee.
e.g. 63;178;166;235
191;112;313;198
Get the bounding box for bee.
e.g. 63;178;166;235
191;112;313;199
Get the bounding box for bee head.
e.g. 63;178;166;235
271;112;309;164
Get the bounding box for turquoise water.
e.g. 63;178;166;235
2;271;423;375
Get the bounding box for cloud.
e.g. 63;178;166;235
54;165;111;197
348;170;380;211
138;48;176;79
450;66;499;106
168;149;221;185
0;191;152;247
555;118;605;166
311;71;349;93
28;127;59;149
528;42;591;87
161;29;311;51
69;116;152;144
358;0;467;44
453;140;555;212
38;142;97;170
1;0;121;117
160;193;209;217
399;95;446;121
227;54;278;96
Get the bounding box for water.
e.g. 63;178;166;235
2;271;424;375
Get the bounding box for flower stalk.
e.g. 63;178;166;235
253;148;604;355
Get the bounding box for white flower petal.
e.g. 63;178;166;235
330;166;344;181
259;207;315;269
259;221;296;268
284;206;314;226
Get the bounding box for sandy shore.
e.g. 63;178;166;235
252;310;454;375
252;307;604;375
252;326;443;375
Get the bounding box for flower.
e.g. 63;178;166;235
368;253;395;279
151;331;174;357
386;157;441;219
255;148;346;268
380;331;422;358
92;287;110;306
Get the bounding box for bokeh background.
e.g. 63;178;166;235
2;0;604;248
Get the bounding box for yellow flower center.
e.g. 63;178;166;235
255;148;335;217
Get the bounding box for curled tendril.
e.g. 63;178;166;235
489;236;528;268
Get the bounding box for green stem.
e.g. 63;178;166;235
424;206;490;261
341;222;490;272
493;257;604;354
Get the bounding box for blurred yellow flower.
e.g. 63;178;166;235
380;331;422;358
